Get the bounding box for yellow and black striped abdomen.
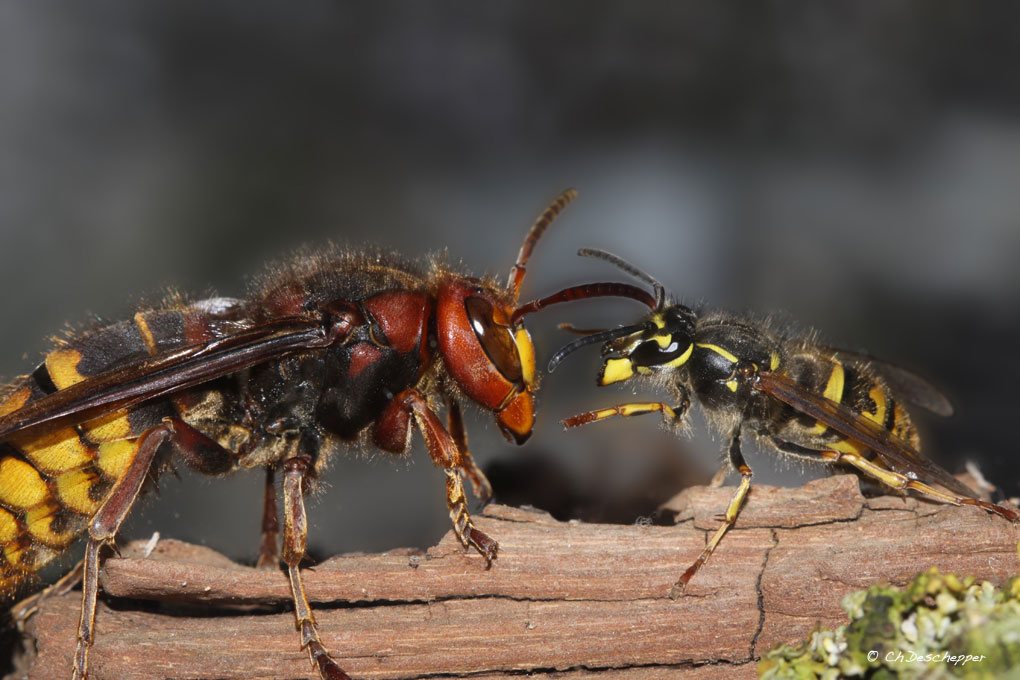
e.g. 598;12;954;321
776;352;919;458
0;309;203;593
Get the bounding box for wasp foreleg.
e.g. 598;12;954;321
562;400;689;429
282;456;352;680
446;399;493;503
380;389;497;567
670;426;753;599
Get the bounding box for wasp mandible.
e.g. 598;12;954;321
0;189;578;680
515;247;1018;598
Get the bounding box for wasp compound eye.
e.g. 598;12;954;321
465;296;523;385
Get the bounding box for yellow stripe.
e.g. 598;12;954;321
82;410;131;443
0;457;49;509
55;468;102;515
96;439;139;480
45;349;86;389
0;387;30;418
865;384;887;425
134;312;159;355
695;343;739;364
0;508;18;543
26;502;75;548
770;351;780;371
664;343;694;368
823;362;845;403
14;428;94;474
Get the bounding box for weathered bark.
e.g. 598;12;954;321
10;475;1019;680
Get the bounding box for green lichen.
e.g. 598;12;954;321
758;568;1020;679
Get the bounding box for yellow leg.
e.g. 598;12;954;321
563;401;684;428
820;449;1017;521
670;462;752;599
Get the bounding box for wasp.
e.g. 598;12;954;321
0;189;578;680
514;247;1018;599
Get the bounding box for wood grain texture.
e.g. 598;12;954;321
10;475;1019;680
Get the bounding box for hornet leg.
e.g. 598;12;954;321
282;455;352;680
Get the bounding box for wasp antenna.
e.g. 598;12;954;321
577;247;666;310
557;322;609;335
511;282;656;325
508;188;579;303
547;322;652;373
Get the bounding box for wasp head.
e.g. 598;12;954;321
436;277;537;444
597;305;697;385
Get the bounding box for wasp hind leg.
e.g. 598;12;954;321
256;467;281;569
782;443;1019;523
70;418;239;679
281;456;352;680
670;426;753;599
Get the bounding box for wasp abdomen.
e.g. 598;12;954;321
0;305;217;591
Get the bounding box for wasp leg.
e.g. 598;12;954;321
375;388;497;567
70;418;240;679
72;421;176;680
670;426;752;599
256;467;281;569
282;456;352;680
446;398;492;503
807;447;1019;522
11;558;84;628
562;400;689;428
708;463;730;488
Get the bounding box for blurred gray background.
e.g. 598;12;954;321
1;2;1019;562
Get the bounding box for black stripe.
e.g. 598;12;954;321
30;362;58;395
884;394;897;432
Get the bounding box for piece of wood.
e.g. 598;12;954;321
10;475;1019;680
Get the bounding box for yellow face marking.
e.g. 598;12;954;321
695;343;739;364
96;439;139;480
45;349;86;389
651;332;671;349
600;358;635;385
134;311;159;355
0;508;18;544
0;387;30;418
514;328;536;388
725;379;739;392
0;457;49;509
26;503;75;548
55;469;101;514
770;351;781;371
82;409;131;443
14;428;93;474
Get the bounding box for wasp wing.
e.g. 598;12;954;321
755;370;977;499
0;317;331;440
820;347;953;417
